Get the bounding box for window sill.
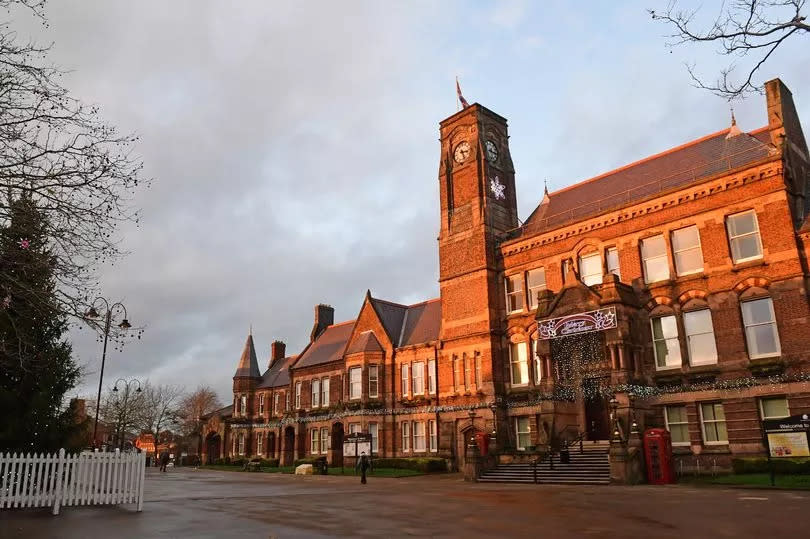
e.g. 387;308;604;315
675;271;707;283
749;353;781;361
700;444;731;453
748;356;785;376
655;366;681;372
731;258;766;272
688;362;719;369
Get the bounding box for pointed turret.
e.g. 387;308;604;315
233;333;261;379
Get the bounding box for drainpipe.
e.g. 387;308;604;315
391;349;397;456
434;345;441;455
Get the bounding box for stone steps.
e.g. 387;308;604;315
478;445;610;485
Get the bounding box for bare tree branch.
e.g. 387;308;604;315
649;0;809;99
0;0;149;366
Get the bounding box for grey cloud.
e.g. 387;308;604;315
10;1;806;402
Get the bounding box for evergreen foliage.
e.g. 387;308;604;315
0;196;82;452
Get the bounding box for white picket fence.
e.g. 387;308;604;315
0;448;145;515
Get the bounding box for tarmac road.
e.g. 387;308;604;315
1;467;808;538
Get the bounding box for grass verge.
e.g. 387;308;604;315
682;473;810;490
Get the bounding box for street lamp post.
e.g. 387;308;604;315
112;378;142;450
86;297;133;448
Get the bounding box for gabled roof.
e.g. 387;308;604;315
399;298;441;347
291;296;442;370
233;334;261;378
369;298;408;344
294;321;354;369
258;354;297;389
521;126;776;237
345;330;384;355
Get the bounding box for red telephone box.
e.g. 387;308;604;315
644;428;674;484
475;431;489;456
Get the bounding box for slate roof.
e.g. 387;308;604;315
370;298;408;344
258;354;297;389
233;334;261;378
201;404;233;420
294;321;354;369
521;126;776;237
345;330;384;355
399;298;441;347
292;296;442;370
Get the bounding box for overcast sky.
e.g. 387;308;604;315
11;0;809;404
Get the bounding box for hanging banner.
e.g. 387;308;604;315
537;306;617;340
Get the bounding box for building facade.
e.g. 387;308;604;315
203;79;810;474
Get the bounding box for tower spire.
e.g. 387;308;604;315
233;332;260;379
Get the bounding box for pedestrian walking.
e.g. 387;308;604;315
160;450;170;472
355;451;372;484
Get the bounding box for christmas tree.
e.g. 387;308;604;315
0;195;82;452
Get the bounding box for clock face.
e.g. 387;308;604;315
453;141;471;164
485;140;499;163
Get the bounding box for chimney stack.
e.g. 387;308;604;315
765;78;808;154
310;304;334;342
270;340;286;365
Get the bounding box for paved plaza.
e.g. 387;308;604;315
1;468;808;538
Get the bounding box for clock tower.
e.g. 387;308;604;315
437;103;518;390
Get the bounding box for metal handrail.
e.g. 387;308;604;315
531;426;586;483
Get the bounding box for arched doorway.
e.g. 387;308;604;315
550;332;611;440
205;432;221;464
457;425;481;470
282;426;295;466
330;422;344;467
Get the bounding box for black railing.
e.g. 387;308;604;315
531;426;587;484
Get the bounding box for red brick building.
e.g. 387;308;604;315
202;79;810;475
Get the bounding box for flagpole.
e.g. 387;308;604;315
455;76;460;112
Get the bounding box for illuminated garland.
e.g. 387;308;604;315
227;371;810;429
228;402;497;428
505;371;810;409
